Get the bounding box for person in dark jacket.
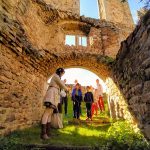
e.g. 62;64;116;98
84;86;94;121
72;83;82;119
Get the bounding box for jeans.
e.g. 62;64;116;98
73;101;81;119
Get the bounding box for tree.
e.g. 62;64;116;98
122;0;150;8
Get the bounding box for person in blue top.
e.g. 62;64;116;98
84;86;94;121
72;83;82;119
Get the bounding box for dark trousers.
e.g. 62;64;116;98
73;101;81;119
79;102;82;115
86;103;92;118
58;103;62;113
62;96;68;115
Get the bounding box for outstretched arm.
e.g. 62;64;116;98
54;75;67;91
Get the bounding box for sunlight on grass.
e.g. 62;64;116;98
0;96;150;149
59;125;104;137
78;127;102;137
59;125;76;135
0;121;149;149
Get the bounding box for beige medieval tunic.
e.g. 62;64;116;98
44;73;67;107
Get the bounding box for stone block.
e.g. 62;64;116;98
143;81;150;93
145;68;150;80
3;70;13;79
5;114;15;122
129;96;141;105
0;109;7;114
143;124;150;139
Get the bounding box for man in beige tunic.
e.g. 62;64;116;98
41;68;67;140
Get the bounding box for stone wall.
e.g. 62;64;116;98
0;0;48;134
43;0;80;15
113;11;150;140
0;45;46;135
0;0;112;135
42;0;134;28
98;0;134;27
106;78;133;121
16;0;133;58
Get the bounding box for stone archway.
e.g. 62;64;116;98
0;43;128;135
47;65;129;121
45;54;111;81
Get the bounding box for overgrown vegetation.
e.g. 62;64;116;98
96;55;115;66
0;97;149;150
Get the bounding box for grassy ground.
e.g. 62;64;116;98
16;96;110;146
0;96;150;150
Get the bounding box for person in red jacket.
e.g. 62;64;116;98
96;79;105;112
91;88;99;118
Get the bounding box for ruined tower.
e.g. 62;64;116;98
44;0;134;27
98;0;134;27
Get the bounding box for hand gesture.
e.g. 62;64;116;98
65;87;69;93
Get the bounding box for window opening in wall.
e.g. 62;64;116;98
80;0;100;19
79;36;87;46
65;35;76;46
65;35;88;47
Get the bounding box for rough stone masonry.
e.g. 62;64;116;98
113;12;150;140
0;0;149;140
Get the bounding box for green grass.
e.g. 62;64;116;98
0;96;150;150
1;121;149;150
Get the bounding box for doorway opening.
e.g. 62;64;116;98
48;67;110;120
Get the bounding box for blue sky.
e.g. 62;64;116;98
80;0;100;19
80;0;145;23
128;0;146;23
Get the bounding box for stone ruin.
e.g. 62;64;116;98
0;0;150;140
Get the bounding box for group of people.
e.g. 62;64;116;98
40;68;105;140
71;79;105;121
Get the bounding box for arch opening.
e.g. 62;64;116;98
46;67;133;122
47;67;110;120
47;67;106;87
